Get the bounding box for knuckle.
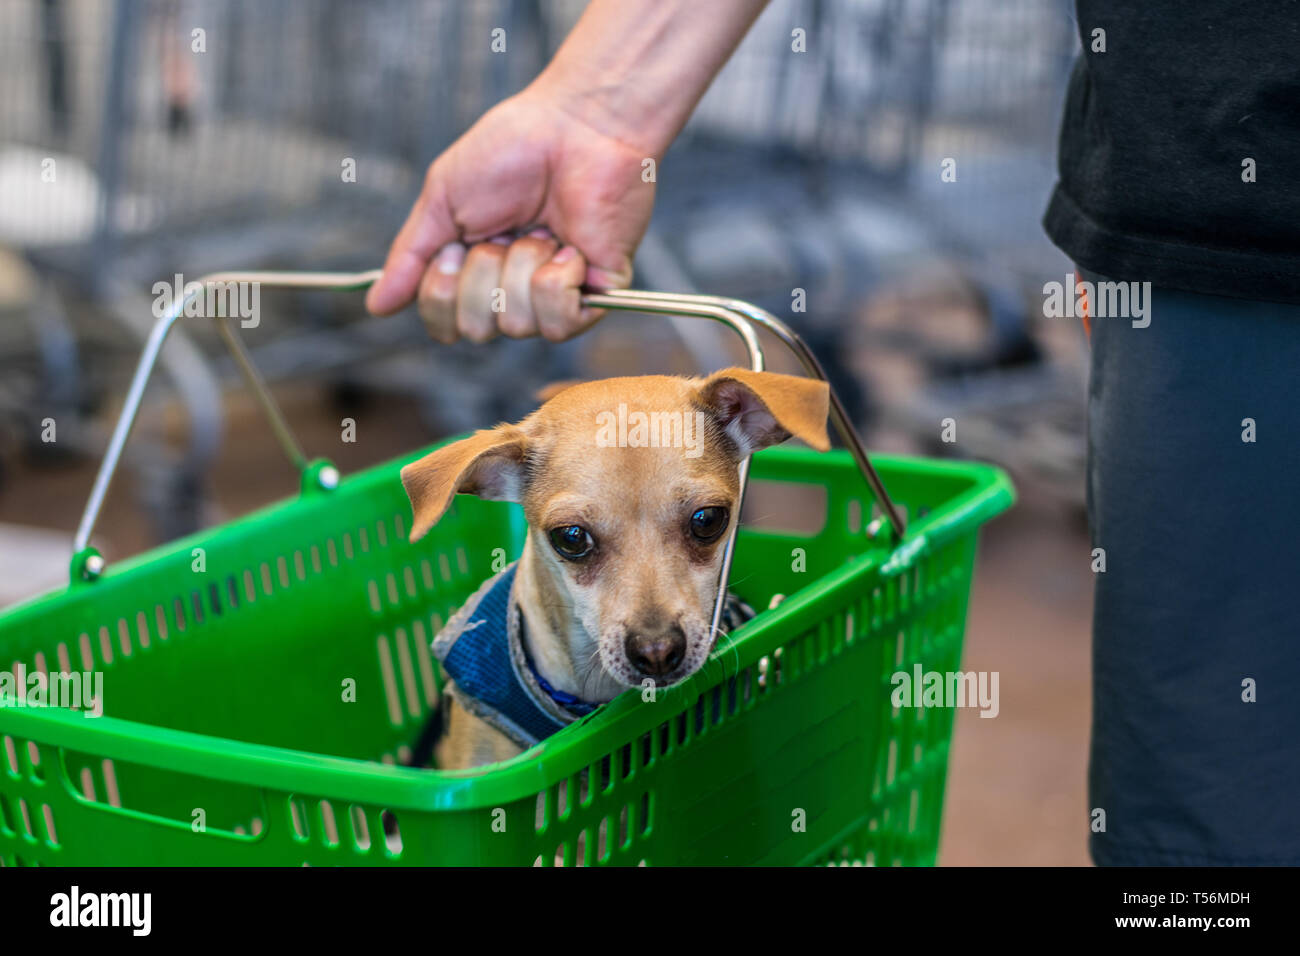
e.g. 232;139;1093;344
459;316;495;345
532;271;568;300
467;241;506;263
511;236;554;260
429;281;457;306
426;323;457;346
418;278;453;307
538;316;572;343
423;155;448;189
419;309;455;344
421;167;442;200
416;286;442;318
498;314;533;338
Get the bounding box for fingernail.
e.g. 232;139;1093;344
551;245;578;264
436;242;465;275
585;265;627;290
529;227;553;240
489;234;512;247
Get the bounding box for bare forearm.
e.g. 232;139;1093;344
535;0;770;157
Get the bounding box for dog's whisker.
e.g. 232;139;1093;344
706;622;743;682
575;647;606;699
716;639;738;681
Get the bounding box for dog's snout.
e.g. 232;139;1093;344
624;625;686;678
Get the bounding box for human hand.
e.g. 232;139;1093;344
365;84;656;343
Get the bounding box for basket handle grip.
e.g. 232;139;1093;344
71;273;907;620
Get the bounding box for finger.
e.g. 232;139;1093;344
584;254;634;293
498;234;560;338
367;167;457;316
416;242;466;344
456;243;509;343
531;245;600;342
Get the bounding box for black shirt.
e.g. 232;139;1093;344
1044;2;1300;303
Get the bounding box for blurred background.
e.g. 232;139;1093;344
0;0;1091;863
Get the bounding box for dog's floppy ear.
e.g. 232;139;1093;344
401;425;526;542
696;368;831;455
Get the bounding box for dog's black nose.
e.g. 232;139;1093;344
625;627;686;678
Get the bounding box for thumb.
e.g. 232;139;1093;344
367;179;457;316
585;260;634;292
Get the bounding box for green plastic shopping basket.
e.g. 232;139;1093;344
0;274;1013;866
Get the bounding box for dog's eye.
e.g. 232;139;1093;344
548;525;595;560
689;507;729;543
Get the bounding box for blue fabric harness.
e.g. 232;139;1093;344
436;563;594;747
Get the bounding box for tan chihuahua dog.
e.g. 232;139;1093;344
401;368;830;769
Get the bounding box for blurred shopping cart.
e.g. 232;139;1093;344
0;0;573;538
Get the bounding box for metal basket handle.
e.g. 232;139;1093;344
71;271;907;638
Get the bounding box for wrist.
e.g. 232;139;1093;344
531;56;679;160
